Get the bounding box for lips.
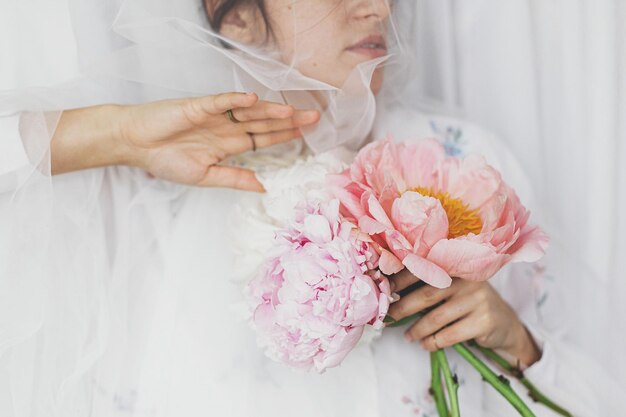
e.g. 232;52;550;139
347;34;388;59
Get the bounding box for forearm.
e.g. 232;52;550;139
50;104;132;175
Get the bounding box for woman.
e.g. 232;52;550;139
0;0;620;416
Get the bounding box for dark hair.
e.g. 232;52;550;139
203;0;273;42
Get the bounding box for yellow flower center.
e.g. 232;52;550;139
411;187;483;238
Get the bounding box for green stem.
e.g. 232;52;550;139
453;343;536;417
384;281;439;327
470;342;572;417
436;349;460;417
430;352;449;417
384;312;425;328
385;302;444;328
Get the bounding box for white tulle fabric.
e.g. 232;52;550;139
0;1;624;416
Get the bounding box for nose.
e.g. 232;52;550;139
348;0;391;22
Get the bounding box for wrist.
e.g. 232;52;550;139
52;104;132;174
111;104;148;169
504;322;542;368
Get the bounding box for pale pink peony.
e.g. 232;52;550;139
329;138;549;289
246;199;392;372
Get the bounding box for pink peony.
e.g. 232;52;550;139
329;139;549;289
246;199;391;372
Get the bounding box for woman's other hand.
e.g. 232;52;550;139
51;92;320;191
387;270;542;367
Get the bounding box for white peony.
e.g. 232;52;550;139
229;147;354;285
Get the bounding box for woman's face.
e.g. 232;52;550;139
218;0;391;94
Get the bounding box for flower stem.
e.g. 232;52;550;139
469;342;572;417
385;302;443;328
384;312;425;328
430;352;449;417
453;343;536;417
436;349;460;417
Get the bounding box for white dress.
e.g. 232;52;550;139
1;106;623;417
1;2;624;414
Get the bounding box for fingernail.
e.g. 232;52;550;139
390;292;400;303
404;333;413;343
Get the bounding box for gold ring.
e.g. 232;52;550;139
247;132;257;152
225;109;240;123
432;333;441;350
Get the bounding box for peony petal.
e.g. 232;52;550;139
508;226;550;262
372;292;391;329
364;192;394;228
349;140;398;194
384;230;413;260
303;214;333;243
314;326;364;372
253;303;276;331
390;191;449;253
377;273;392;297
379;249;404;274
348;276;379;326
427;238;505;281
402;253;452;289
358;216;388;234
444;154;502;210
331;186;366;219
399;139;446;189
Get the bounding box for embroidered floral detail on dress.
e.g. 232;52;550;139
400;388;437;417
429;120;465;157
527;262;552;321
93;380;156;416
113;390;138;413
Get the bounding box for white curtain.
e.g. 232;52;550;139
0;0;78;91
413;0;626;386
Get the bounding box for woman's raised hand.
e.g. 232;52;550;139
51;92;320;191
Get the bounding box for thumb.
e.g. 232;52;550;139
196;165;265;192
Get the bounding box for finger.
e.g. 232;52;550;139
219;128;303;156
252;128;304;149
242;110;320;133
387;282;451;321
419;314;479;351
196;165;264;192
244;110;320;132
230;101;296;122
389;269;420;293
189;92;259;116
404;293;476;342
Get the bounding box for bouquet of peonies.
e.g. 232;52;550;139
246;198;391;372
244;139;570;417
